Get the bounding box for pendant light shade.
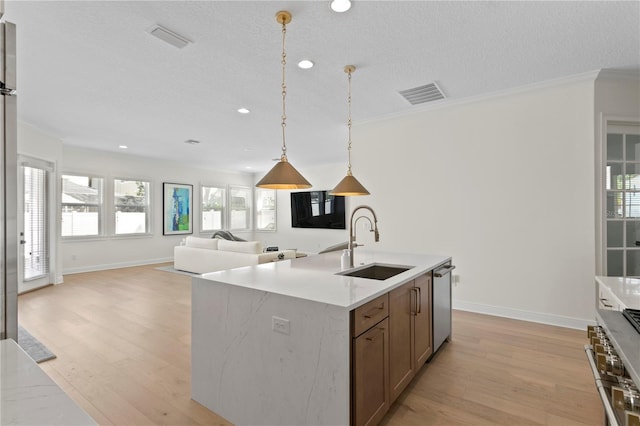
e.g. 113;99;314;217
255;155;311;189
332;172;369;196
331;65;370;196
256;11;311;190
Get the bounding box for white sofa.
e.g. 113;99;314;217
174;237;296;274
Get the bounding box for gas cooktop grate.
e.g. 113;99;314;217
622;308;640;335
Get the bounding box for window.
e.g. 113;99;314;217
201;185;226;232
114;179;150;235
604;125;640;277
229;186;252;230
255;188;276;231
61;174;104;237
23;165;49;280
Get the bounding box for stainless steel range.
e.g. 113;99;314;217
587;277;640;426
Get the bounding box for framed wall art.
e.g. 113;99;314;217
163;182;193;235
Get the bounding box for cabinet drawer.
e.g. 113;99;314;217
598;282;624;311
352;294;389;337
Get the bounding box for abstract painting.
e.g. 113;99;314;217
163;182;193;235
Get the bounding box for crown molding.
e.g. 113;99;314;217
359;69;603;125
597;68;640;81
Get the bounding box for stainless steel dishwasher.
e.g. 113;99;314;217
433;263;456;353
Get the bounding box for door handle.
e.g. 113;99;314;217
416;286;422;314
434;264;456;277
411;287;419;316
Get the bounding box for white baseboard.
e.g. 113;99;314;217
453;299;596;330
62;257;173;275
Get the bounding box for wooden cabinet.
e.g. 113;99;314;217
352;317;390;426
388;273;432;403
413;273;433;367
388;281;414;402
351;272;434;425
352;293;389;337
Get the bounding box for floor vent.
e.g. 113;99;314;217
398;82;445;105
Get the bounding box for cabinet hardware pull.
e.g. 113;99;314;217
362;305;384;319
416;286;422;314
365;327;385;341
410;288;418;316
599;298;613;308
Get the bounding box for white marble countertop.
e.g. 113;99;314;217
595;276;640;309
1;339;96;425
200;250;451;309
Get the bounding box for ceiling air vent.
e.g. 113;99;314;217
149;25;191;49
398;82;445;105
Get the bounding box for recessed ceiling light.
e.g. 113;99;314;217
298;59;314;69
184;139;200;145
237;107;250;114
245;166;253;170
119;145;128;149
330;0;351;13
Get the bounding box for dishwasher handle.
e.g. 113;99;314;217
434;264;456;278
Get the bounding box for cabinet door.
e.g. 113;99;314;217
388;280;415;403
353;318;390;426
414;273;433;367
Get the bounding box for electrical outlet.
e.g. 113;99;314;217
71;254;77;261
272;316;290;335
452;274;460;286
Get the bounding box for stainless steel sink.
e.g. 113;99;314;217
338;263;413;280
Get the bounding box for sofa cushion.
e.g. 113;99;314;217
218;239;262;254
185;236;218;250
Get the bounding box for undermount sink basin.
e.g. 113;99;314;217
338;263;413;281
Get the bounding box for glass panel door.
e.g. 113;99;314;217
18;161;52;293
605;127;640;277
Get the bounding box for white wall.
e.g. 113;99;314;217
273;77;599;328
363;79;599;328
60;146;253;274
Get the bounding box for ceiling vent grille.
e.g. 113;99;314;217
149;25;191;49
398;82;445;105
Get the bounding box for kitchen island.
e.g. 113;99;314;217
191;250;450;426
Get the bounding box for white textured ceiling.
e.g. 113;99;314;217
3;1;640;173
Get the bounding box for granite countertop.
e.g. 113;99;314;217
595;276;640;309
200;250;451;309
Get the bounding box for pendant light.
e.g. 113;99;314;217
331;65;370;196
256;11;312;190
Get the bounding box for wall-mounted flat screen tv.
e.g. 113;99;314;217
291;191;346;229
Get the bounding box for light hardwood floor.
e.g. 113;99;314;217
17;264;601;426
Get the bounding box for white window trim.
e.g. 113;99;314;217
255;188;277;232
112;177;152;237
199;183;227;234
60;172;105;239
228;185;253;232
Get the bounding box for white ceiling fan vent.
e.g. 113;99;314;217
148;25;191;49
398;82;445;105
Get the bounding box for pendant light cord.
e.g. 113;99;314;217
280;20;288;159
346;68;353;175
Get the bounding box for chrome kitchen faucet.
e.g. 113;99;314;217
348;205;380;268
